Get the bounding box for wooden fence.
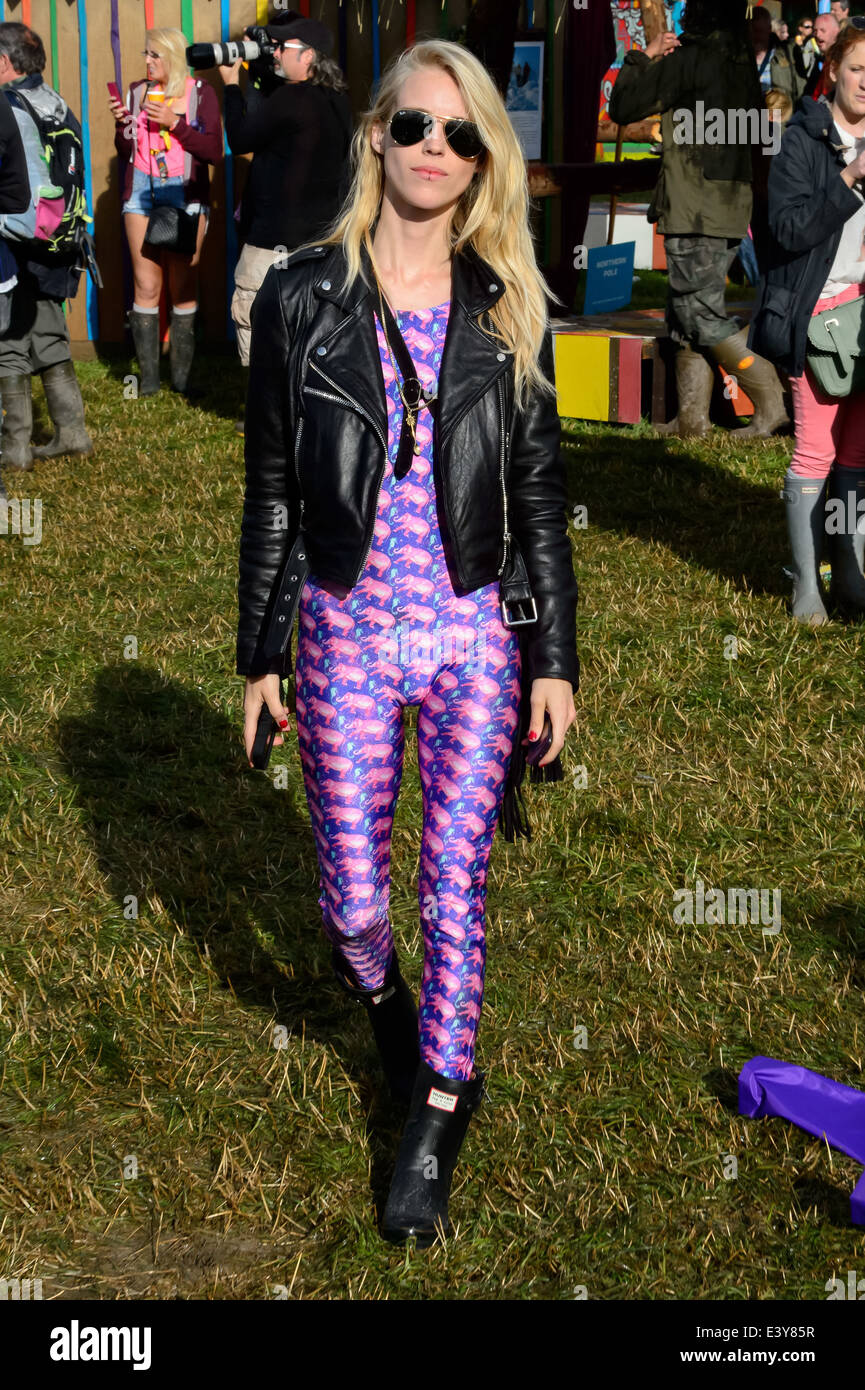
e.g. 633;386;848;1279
0;0;574;347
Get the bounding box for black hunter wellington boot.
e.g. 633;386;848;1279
382;1060;486;1247
128;308;161;397
332;946;420;1105
169;306;201;398
827;465;865;618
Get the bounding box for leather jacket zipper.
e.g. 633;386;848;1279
304;365;388;585
307;360;387;452
293;417;305;528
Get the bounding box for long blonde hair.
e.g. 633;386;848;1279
145;28;189;99
314;40;554;408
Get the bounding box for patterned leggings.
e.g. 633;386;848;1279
293;298;522;1081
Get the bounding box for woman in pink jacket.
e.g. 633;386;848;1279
110;27;223;398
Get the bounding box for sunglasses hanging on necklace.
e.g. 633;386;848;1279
375;278;439;480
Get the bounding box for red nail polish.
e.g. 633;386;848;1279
528;731;538;741
279;719;289;729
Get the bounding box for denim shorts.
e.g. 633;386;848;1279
121;165;209;221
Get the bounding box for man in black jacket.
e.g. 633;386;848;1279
609;0;788;438
221;16;351;409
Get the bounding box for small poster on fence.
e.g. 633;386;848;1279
583;241;636;316
506;40;544;161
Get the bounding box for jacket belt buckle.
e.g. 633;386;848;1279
500;596;538;627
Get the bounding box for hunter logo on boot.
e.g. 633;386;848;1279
427;1087;458;1112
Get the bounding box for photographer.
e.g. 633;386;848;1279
221;16;351;413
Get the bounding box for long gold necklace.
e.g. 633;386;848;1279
375;277;438;457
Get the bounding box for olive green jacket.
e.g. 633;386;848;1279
609;35;761;239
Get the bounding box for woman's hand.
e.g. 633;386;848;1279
142;97;180;129
645;30;680;60
522;677;577;769
108;95;129;123
243;674;292;767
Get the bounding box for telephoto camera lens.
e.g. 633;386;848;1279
185;40;261;70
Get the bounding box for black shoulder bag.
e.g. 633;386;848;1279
141;82;200;256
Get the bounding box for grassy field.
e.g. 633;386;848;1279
2;342;864;1301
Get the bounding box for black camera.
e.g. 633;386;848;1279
185;26;278;72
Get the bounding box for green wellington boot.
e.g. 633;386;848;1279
782;471;829;626
0;372;34;470
655;343;714;439
709;328;789;438
32;360;93;458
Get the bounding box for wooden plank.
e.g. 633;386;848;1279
616;337;643;425
639;0;667;45
83;0;126;343
650;337;668;425
608;336;619;420
528;159;661;199
53;0;86;343
597;119;659;144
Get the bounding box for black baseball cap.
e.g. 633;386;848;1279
263;18;334;57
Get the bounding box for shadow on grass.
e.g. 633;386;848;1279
91;344;247;427
563;427;791;601
55;662;405;1203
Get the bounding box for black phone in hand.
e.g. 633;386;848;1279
524;714;553;767
250;679;286;770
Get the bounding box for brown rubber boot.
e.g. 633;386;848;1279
709;328;789;438
655;343;714;439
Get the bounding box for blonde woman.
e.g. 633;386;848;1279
236;40;579;1245
110;28;222;397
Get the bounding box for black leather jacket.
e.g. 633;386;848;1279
235;240;579;694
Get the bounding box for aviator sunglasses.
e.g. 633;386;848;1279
387;107;486;161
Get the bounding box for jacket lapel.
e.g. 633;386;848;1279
308;242;511;450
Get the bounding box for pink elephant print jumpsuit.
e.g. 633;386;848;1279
294;298;522;1081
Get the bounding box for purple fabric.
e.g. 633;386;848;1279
739;1055;865;1224
294;299;522;1082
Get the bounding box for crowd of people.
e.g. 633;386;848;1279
611;0;865;628
7;0;865;1245
2;11;581;1247
0;12;351;499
